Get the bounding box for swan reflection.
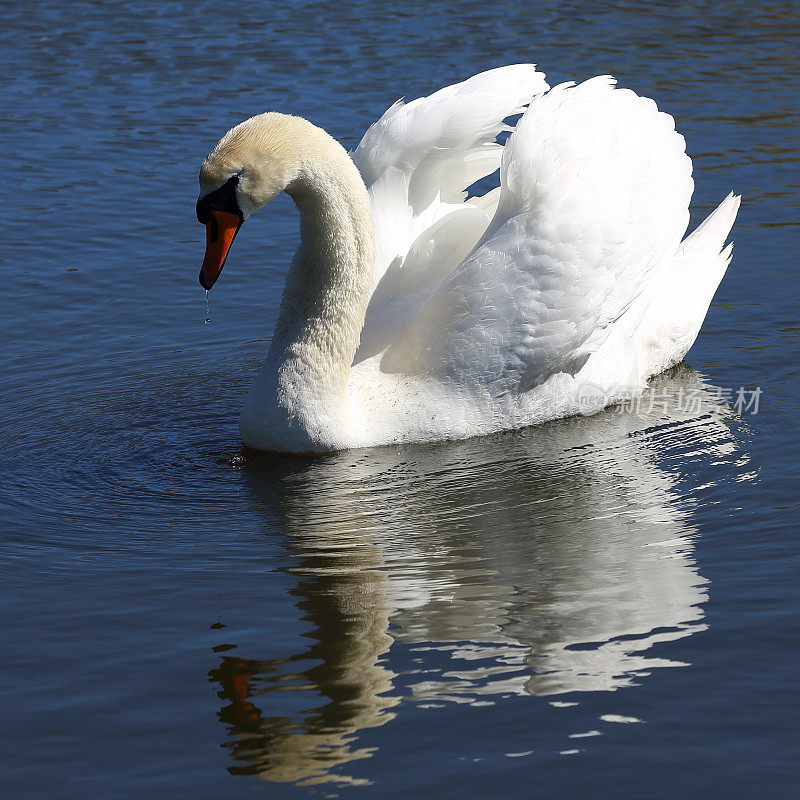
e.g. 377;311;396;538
209;365;749;786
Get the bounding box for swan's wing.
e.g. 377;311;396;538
353;64;549;282
352;65;549;361
381;76;694;394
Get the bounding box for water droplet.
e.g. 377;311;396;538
204;289;211;325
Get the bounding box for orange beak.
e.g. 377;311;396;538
199;210;242;289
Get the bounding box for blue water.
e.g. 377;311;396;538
2;2;799;797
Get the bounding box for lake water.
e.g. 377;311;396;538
2;1;799;797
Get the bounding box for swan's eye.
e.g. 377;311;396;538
196;174;242;224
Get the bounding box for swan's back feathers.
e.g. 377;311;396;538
381;77;696;394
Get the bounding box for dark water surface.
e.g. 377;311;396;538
2;2;799;797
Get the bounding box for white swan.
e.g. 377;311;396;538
196;65;740;452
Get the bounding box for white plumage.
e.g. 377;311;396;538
197;64;740;452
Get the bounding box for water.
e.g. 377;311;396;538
2;1;799;797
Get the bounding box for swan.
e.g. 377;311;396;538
196;64;740;452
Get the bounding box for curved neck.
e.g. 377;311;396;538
267;131;374;410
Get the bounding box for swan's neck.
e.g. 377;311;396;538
264;130;374;435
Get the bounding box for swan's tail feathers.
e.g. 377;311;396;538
677;191;741;282
635;192;741;376
673;191;741;324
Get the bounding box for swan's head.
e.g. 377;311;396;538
197;112;305;289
